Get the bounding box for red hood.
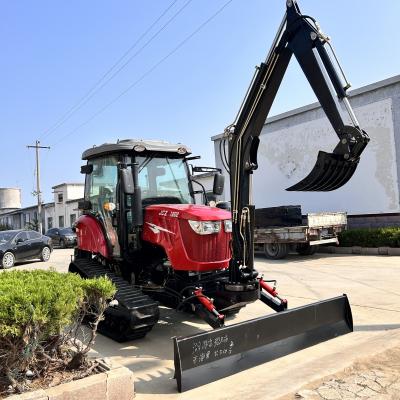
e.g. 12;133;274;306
142;203;232;272
144;204;231;221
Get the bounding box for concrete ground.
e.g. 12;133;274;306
7;250;400;399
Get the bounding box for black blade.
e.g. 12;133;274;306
174;295;353;392
286;151;359;192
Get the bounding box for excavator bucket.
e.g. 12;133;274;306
286;151;360;192
173;295;353;392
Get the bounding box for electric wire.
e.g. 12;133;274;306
50;0;234;148
40;0;180;141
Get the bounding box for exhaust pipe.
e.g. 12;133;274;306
173;295;353;392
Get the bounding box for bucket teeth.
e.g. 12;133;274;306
286;151;360;192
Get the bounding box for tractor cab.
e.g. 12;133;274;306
77;139;226;263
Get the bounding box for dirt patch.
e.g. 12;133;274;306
281;346;400;399
0;360;101;399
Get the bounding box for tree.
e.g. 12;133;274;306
25;218;39;231
0;223;12;231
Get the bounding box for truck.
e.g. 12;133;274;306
252;205;347;259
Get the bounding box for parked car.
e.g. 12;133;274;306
0;230;52;269
45;227;77;248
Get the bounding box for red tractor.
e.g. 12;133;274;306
69;0;369;391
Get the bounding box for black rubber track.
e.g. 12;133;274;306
69;258;160;342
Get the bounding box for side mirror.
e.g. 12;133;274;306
16;238;23;244
213;173;225;196
121;168;135;195
80;164;93;174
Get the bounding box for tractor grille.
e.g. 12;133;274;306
179;221;231;262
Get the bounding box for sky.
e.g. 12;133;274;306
1;0;400;207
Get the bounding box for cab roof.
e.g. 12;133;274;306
82;139;191;160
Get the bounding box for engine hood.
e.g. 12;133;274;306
142;204;232;272
144;204;231;221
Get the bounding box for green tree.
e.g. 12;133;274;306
25;218;39;231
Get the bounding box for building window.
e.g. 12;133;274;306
59;216;64;228
58;193;64;203
47;217;53;229
24;213;31;224
70;214;77;226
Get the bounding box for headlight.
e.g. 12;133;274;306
223;219;232;233
188;220;221;235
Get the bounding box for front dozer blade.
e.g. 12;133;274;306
286;151;359;192
173;295;352;392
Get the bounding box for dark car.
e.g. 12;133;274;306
0;230;53;269
45;227;77;248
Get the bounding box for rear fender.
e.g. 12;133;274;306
75;214;110;259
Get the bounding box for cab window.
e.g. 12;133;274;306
85;155;119;216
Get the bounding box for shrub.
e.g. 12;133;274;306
338;227;400;247
0;270;116;393
0;224;12;231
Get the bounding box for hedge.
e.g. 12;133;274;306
338;227;400;248
0;269;116;394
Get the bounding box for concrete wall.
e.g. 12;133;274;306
44;204;55;231
213;75;400;222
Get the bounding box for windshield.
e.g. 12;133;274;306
60;228;74;235
137;155;193;204
0;231;17;243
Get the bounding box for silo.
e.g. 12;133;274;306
0;188;22;212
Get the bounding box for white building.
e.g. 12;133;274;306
212;75;400;228
51;183;84;230
0;183;84;232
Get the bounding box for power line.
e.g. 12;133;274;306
40;0;181;141
51;0;234;147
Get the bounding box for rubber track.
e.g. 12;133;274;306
69;258;159;342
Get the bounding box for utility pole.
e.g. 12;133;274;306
27;141;50;233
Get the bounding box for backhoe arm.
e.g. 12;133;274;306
226;0;369;279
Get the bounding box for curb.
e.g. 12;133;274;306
6;361;134;400
318;246;400;256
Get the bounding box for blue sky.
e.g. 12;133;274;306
2;0;400;206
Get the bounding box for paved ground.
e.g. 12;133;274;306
8;250;400;399
2;246;73;273
282;346;400;399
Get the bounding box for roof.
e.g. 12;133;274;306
52;183;84;189
211;74;400;141
82;139;191;160
0;202;54;216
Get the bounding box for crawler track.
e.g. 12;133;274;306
69;257;159;342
